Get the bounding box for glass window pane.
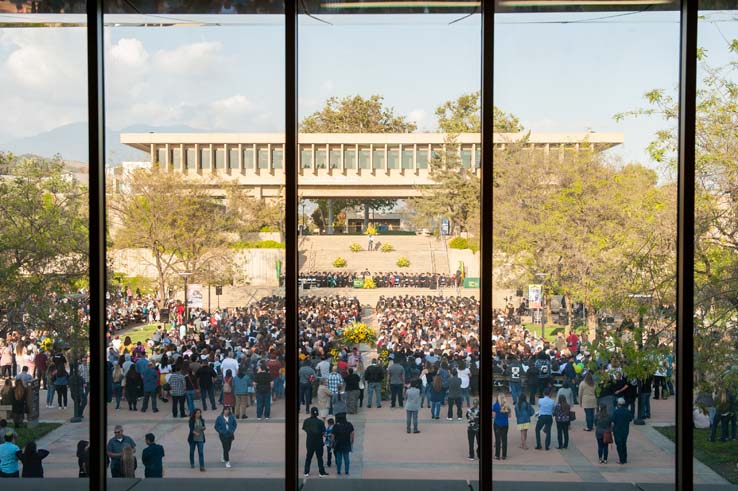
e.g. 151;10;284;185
243;148;254;169
258;147;269;169
402;149;413;169
316;149;327;169
330;149;341;169
359;148;371;169
461;148;471;169
215;148;225;169
173;148;182;168
229;148;239;169
387;147;399;169
373;148;385;170
157;148;167;166
345;149;356;169
186;148;197;170
474;148;481;169
200;148;211;169
301;149;313;169
273;148;283;169
417;148;429;169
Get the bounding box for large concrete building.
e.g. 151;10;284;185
119;131;623;199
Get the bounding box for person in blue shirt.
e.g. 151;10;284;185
140;362;159;413
515;393;534;450
0;432;20;477
535;387;555;450
612;398;633;464
141;433;165;478
492;394;510;460
214;406;238;468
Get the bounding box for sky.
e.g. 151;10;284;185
0;8;737;171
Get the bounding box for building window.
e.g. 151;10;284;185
359;148;370;169
273;148;283;169
200;148;211;169
215;148;225;169
330;149;341;169
172;148;181;168
461;148;472;169
243;148;254;169
373;148;385;170
387;147;399;169
156;148;166;166
258;148;269;169
186;148;197;170
316;149;327;169
344;149;356;169
229;148;240;169
301;149;312;169
475;149;481;169
417;149;429;169
402;149;413;169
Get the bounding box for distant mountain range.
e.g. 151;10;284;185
0;122;209;166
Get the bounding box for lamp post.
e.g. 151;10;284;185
178;271;193;325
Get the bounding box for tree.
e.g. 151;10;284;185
300;95;416;134
435;90;523;133
109;166;246;303
0;153;88;339
618;41;738;392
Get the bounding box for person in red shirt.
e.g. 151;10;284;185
266;354;283;401
566;331;579;353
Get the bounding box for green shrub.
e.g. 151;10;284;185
349;243;362;253
448;237;469;249
333;257;347;268
380;242;394;253
396;256;410;268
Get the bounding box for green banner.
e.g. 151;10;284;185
353;279;364;288
463;277;480;288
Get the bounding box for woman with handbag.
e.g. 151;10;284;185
553;394;571;449
188;408;207;472
595;404;613;464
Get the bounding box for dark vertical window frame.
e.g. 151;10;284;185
87;0;106;488
677;0;697;489
285;1;299;489
480;1;494;490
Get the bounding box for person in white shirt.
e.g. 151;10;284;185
221;352;239;379
457;359;471;407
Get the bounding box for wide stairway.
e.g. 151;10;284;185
299;235;450;275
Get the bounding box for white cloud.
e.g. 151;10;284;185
110;38;149;66
408;109;434;132
152;41;223;75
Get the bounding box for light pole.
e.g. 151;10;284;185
178;271;193;325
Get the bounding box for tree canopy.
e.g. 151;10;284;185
300;95;417;134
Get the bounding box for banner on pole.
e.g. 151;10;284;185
528;284;542;309
187;284;203;308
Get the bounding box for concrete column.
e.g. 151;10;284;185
327;199;334;235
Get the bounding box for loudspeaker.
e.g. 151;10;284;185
516;288;523;297
159;309;170;323
215;286;223;296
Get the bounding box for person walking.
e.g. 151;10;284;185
515;393;534;450
554;394;571;449
15;441;49;477
466;399;480;460
612;397;633;464
535;388;555;450
364;359;384;409
579;372;597;431
332;413;354;476
106;425;136;477
492;393;510;460
595;404;613;464
302;406;328;477
405;379;421;434
215;406;238;468
188;408;207;472
141;433;165;478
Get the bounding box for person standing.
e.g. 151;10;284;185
141;433;165;478
515;394;534;450
168;368;186;418
233;368;251;419
447;369;463;421
506;355;523;405
222;370;235;409
111;364;124;410
535;388;555;450
364;359;384;409
344;368;361;415
332;413;355;476
54;368;69;410
430;373;445;420
302;406;328;477
16;441;49;478
554;394;571;449
466;399;481;460
188;408;207;472
492;393;510;460
298;360;316;414
215;406;237;468
0;433;20;478
405;379;421;434
106;425;136;477
387;360;405;408
612;397;633;464
317;379;332;420
579;372;597;431
196;362;218;411
253;362;274;420
595;404;613;464
140;362;159;413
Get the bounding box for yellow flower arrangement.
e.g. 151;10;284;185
340;322;377;346
362;276;376;289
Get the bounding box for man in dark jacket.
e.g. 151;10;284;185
302;407;328;477
196;363;218;411
364;359;385;409
612;398;633;464
141;433;164;478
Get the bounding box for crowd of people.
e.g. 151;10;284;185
297;271;460;289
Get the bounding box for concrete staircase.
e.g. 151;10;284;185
299;235;451;274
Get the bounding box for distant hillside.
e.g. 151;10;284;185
0;122;207;165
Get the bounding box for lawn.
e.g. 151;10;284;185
10;422;62;449
121;323;159;346
656;426;738;484
522;323;566;342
